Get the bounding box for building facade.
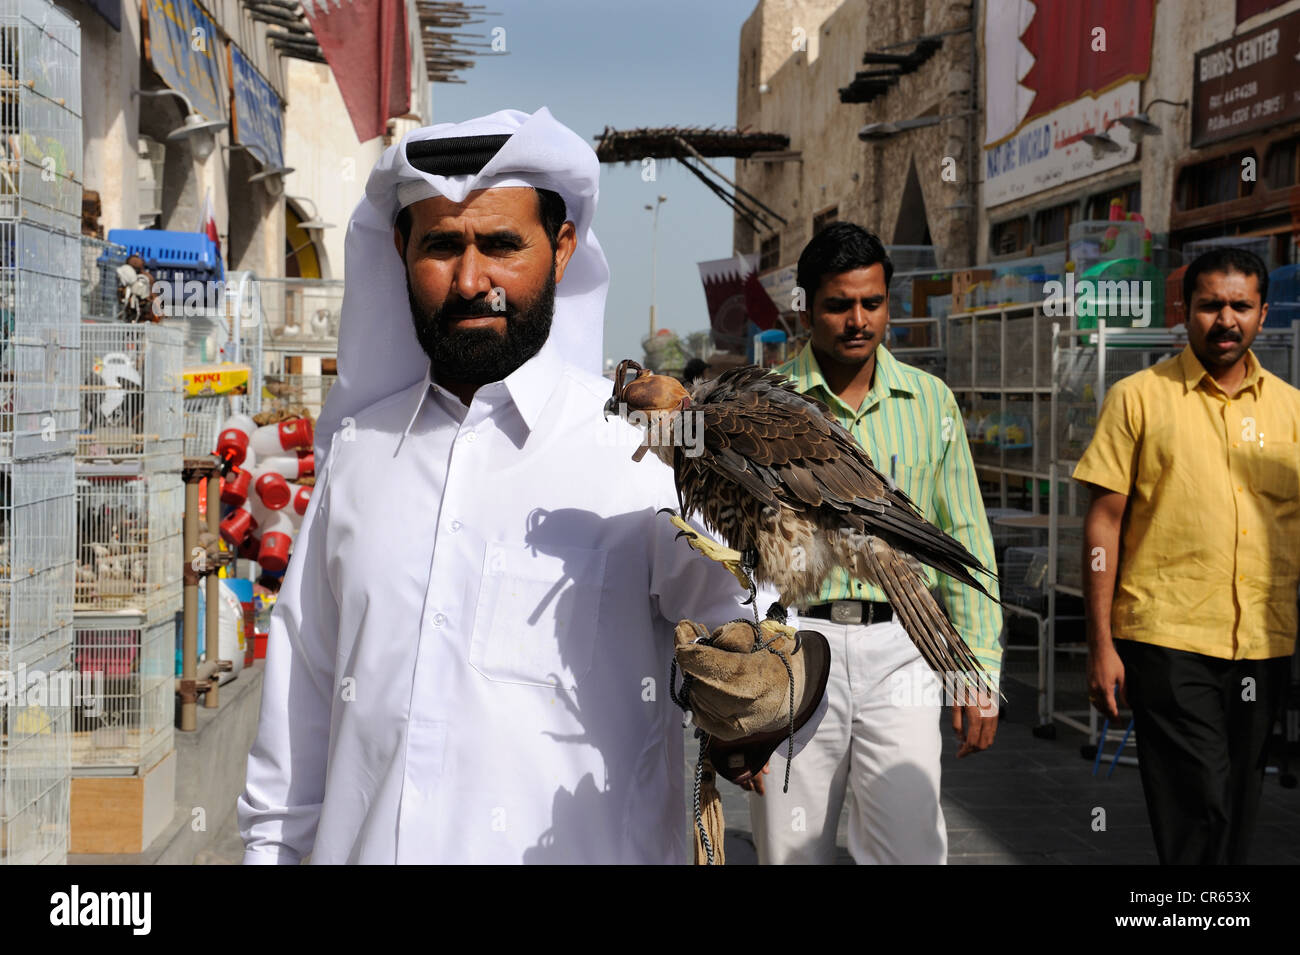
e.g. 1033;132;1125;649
734;0;1300;293
734;0;980;282
62;0;432;280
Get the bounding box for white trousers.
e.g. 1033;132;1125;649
749;619;947;864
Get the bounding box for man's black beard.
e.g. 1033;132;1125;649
407;261;556;386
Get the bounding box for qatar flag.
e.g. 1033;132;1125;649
199;187;221;265
698;253;781;354
984;0;1154;146
302;0;411;143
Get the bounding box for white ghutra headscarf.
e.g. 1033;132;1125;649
313;107;610;467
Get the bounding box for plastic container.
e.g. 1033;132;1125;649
1074;259;1166;331
106;228;224;280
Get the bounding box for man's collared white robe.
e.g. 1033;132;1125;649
238;339;769;863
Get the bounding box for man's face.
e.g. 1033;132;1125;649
802;264;890;369
394;187;577;384
1186;269;1268;372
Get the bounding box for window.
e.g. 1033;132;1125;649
989;217;1029;257
1087;182;1141;220
137;137;164;227
759;233;781;271
1033;201;1073;246
1177;151;1257;210
812;205;838;235
1265;138;1298;189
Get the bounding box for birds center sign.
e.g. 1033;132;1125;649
1191;8;1300;148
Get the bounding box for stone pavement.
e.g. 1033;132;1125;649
201;674;1300;864
698;676;1300;865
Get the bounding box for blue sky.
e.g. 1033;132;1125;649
429;0;758;367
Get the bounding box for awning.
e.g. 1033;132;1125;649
141;0;226;121
300;0;410;143
228;44;285;169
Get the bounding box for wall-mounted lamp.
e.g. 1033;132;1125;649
1083;98;1188;160
858;112;973;142
132;88;227;161
224;143;294;197
287;195;335;231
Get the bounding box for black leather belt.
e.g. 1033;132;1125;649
802;600;893;625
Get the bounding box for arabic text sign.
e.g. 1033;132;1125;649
230;44;284;169
145;0;224;121
1192;8;1300;148
983;81;1140;208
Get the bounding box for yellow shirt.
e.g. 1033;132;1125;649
1073;345;1300;660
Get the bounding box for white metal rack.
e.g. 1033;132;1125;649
0;0;79;865
1043;320;1300;742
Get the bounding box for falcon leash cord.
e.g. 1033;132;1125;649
669;619;802;864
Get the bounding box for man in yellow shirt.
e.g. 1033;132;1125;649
1074;247;1299;864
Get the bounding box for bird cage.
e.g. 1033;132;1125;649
0;631;71;862
0;453;75;865
256;277;344;346
74;471;182;613
0;220;81;459
0;0;79;866
262;372;335;422
79;236;127;320
77;323;183;468
0;0;82;236
183;394;225;457
70;602;176;773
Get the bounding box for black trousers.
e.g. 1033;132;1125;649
1115;639;1290;865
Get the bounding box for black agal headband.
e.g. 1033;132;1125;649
405;134;512;177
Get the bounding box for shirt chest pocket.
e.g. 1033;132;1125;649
1248;440;1299;503
897;462;935;517
469;542;608;690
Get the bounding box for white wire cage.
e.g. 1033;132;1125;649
74;472;182;613
256;277;343;348
0;455;75;865
0;0;81;236
261;370;335;422
0;626;70;863
0;220;81;459
70;602;176;774
0;0;79;866
183;394;226;458
79;236;128;321
77;323;184;467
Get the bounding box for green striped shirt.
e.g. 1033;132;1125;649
775;343;1004;680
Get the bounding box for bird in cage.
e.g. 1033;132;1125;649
115;255;157;323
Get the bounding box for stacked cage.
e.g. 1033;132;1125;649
0;0;80;865
258;276;337;443
80;236;128;321
74;324;182;773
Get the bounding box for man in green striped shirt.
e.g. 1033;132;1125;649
748;222;1003;864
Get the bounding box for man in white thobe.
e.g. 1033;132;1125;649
237;108;773;864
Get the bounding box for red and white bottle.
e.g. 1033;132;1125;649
251;417;314;458
216;413;258;466
257;510;296;573
258;453;314;481
251;467;291;510
219;499;259;547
